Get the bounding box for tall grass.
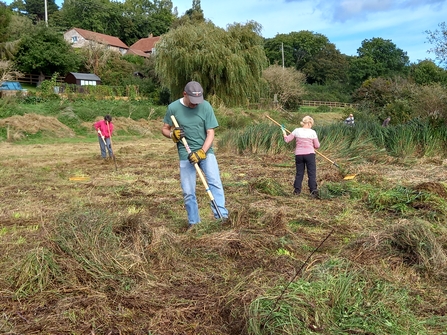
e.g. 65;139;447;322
219;118;447;159
53;209;141;288
249;258;429;335
10;247;61;298
219;123;292;154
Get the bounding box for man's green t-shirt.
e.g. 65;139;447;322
163;99;219;160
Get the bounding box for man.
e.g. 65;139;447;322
161;81;229;229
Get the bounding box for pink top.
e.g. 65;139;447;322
284;128;320;155
94;120;114;138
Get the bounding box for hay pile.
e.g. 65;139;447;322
0;113;75;140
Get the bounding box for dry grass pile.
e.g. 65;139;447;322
85;116;159;136
347;219;447;274
0;113;75;140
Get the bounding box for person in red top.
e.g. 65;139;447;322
283;115;320;197
94;114;114;159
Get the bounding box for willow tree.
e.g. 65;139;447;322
155;20;268;106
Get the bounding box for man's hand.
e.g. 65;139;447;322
188;149;206;164
281;125;287;137
171;127;185;143
97;129;102;136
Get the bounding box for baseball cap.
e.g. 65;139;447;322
184;81;204;104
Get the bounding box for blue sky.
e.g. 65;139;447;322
173;0;447;64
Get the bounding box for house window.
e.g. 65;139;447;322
71;36;78;43
80;80;97;86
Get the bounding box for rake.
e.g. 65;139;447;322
265;115;357;180
107;122;118;171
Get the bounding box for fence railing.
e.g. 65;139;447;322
301;100;358;108
17;74;65;85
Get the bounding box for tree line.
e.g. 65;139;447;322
0;0;447;125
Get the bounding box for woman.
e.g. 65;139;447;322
94;114;114;159
283;115;320;197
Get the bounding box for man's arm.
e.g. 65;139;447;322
202;128;215;152
162;123;172;139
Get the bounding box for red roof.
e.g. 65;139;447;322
129;36;161;53
73;28;128;49
126;49;150;58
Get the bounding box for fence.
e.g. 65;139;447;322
17;74;65;85
301;100;358;108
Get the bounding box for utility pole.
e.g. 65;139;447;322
44;0;48;26
281;42;284;68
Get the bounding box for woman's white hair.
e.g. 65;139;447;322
300;115;314;127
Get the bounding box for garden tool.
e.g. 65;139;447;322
107;122;118;171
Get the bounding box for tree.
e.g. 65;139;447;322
0;3;12;43
412;83;447;122
77;42;114;76
171;0;205;29
426;22;447;68
14;25;81;75
356;37;409;77
23;0;59;22
301;42;349;85
264;31;330;71
155;21;268;106
6;14;33;42
262;64;306;109
120;0;174;46
409;60;447;85
0;60;23;82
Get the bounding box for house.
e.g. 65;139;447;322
64;28;129;55
64;72;101;86
128;34;160;57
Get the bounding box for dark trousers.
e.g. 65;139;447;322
294;153;317;194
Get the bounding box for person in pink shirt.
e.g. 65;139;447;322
282;115;320;197
94;114;114;159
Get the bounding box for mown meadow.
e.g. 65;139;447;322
0;98;447;334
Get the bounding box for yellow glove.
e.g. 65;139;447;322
171;127;185;143
188;149;206;164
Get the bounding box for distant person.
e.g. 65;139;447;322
382;116;391;127
94;114;114;159
282;115;320;198
344;113;355;126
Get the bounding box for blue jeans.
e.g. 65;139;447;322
179;153;228;224
98;136;113;158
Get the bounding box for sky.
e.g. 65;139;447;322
172;0;447;64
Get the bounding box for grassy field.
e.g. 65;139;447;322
0;104;447;334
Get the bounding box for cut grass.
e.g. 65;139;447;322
1;108;447;334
